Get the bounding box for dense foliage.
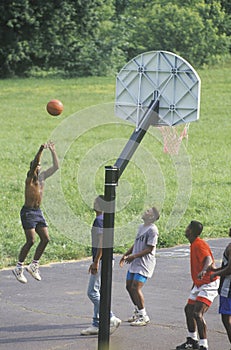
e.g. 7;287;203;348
0;0;230;77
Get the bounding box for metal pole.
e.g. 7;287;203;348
98;98;159;350
98;166;119;350
115;99;159;179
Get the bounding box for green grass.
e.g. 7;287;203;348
0;62;231;269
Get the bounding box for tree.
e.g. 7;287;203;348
0;0;36;76
121;0;230;67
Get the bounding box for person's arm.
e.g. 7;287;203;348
89;247;103;275
27;144;45;178
210;245;231;280
41;141;59;180
197;255;213;279
119;245;134;267
124;245;154;264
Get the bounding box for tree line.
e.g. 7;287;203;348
0;0;230;78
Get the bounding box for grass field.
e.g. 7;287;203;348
0;62;230;269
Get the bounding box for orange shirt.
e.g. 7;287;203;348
190;237;218;287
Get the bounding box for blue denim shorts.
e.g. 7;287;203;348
219;295;231;315
126;271;147;283
20;206;47;230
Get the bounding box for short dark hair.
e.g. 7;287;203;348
93;195;105;212
189;220;203;236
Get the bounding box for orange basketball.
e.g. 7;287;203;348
46;99;64;116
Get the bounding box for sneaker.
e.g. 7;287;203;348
80;326;99;336
176;337;199;349
110;316;121;334
130;314;150;326
26;263;41;281
128;308;139;322
12;267;27;284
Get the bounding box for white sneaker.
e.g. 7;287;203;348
130;314;150;326
128;308;139;322
80;326;99;336
26;263;41;281
110;315;121;334
12;267;27;284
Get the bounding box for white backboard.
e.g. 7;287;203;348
115;51;201;129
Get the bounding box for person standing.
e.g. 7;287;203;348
176;221;220;350
119;206;160;326
208;227;231;347
81;195;121;336
13;141;59;283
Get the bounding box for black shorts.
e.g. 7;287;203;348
20;206;48;230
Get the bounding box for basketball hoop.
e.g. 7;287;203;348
158;123;190;155
115;51;201;139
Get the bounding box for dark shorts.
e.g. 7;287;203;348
219;295;231;315
20;206;48;230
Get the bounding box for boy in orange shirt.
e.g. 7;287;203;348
176;221;219;350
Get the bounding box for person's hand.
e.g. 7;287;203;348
124;255;135;264
210;273;216;282
119;255;127;267
88;262;99;275
47;140;55;152
197;270;207;280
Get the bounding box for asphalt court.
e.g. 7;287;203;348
0;238;230;350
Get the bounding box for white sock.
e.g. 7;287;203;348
199;339;208;348
32;260;39;265
188;332;198;341
138;308;146;316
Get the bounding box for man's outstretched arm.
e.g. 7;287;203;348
42;141;59;180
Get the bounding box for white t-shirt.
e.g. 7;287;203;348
128;223;159;278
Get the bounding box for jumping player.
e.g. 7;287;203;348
119;206;160;326
176;221;220;350
12;141;59;283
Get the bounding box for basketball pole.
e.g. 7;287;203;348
98;99;159;350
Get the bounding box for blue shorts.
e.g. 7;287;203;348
20;206;47;230
126;271;147;283
219;296;231;315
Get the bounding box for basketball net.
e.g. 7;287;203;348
158;123;190;155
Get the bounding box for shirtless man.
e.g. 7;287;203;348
12;141;59;283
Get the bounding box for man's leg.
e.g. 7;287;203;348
126;278;140;308
185;303;197;333
33;226;50;261
80;272;101;335
12;228;36;283
127;279;145;310
193;301;209;339
87;271;101;327
221;314;231;343
126;273;146;310
176;303;199;349
126;275;150;326
18;228;36;262
26;226;50;281
193;301;209;349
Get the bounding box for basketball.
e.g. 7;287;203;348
46;99;64;116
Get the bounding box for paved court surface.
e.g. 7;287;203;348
0;238;230;350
